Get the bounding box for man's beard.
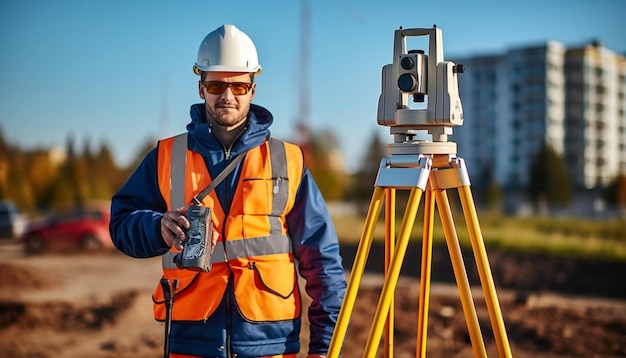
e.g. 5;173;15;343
206;102;249;128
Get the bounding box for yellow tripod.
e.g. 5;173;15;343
328;148;513;357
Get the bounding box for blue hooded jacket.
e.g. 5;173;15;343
110;103;347;357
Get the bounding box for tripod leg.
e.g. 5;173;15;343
384;188;396;358
363;187;424;358
416;189;435;357
328;186;386;358
458;186;513;358
434;189;488;358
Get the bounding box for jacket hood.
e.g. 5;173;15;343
186;103;273;157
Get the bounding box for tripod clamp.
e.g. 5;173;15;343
376;142;470;192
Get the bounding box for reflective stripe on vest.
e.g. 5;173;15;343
170;133;188;209
160;135;294;269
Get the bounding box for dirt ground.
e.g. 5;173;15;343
0;241;625;358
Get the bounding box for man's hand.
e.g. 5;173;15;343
161;206;190;250
161;206;219;250
307;355;326;358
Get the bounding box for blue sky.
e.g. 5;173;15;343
1;0;625;173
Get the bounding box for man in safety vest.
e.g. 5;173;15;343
110;24;347;358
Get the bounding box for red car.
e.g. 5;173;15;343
21;203;114;254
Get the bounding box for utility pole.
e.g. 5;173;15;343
160;74;169;138
295;0;313;168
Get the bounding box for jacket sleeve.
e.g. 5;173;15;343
109;148;171;258
287;169;347;355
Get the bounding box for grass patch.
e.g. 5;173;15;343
332;211;626;262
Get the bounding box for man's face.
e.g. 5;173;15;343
198;71;255;129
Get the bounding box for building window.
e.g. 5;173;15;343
595;67;604;78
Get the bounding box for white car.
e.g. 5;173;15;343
0;200;25;240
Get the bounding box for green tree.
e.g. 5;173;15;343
5;151;36;212
0;134;12;200
0;129;37;211
44;135;89;209
604;173;626;210
308;129;349;201
346;131;386;210
81;141;119;201
21;150;59;212
483;171;503;213
528;143;572;209
0;126;135;214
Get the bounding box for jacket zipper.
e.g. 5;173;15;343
217;126;246;357
222;157;236;357
222;125;247;160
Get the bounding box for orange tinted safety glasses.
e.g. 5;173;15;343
201;81;253;95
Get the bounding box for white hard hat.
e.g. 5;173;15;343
193;24;262;76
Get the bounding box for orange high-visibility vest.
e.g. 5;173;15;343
152;134;304;322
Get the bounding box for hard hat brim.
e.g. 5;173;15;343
193;64;262;76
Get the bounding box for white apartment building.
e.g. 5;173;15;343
565;41;626;188
453;40;625;191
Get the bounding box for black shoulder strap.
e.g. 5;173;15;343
191;151;247;205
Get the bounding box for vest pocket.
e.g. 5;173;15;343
242;177;289;215
153;267;229;321
232;258;301;322
242;178;273;215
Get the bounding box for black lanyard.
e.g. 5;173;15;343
191;151;247;205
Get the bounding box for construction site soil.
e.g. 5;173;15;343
0;241;624;357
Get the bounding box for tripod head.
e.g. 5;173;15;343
377;25;464;154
